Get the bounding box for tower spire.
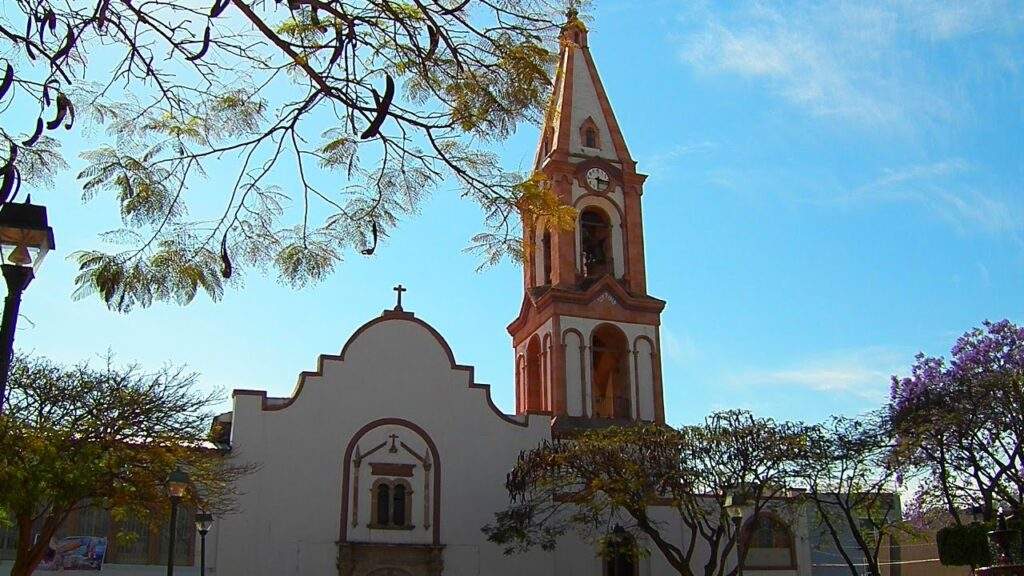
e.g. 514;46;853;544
510;16;666;429
535;8;632;171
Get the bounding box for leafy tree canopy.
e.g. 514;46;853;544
889;319;1024;524
0;353;253;576
0;0;581;311
484;411;812;576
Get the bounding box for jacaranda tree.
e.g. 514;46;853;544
889;319;1024;525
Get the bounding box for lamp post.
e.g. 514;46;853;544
195;512;213;576
0;196;55;415
725;488;754;576
166;468;190;576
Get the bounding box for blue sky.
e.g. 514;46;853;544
14;0;1024;426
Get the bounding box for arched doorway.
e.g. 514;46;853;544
580;208;613;277
591;324;630;418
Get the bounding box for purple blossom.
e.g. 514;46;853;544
889;319;1024;418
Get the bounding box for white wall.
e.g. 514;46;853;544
217;313;562;576
569;50;619;162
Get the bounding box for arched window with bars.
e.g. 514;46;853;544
370;479;413;529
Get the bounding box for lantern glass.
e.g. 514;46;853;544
166;468;190;499
724;489;753;519
0;199;55;272
195;512;214;534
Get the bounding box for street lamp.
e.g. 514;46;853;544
0;196;55;415
725;488;754;576
165;468;190;576
194;512;213;576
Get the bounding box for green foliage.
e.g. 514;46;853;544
485;411;812;576
0;353;254;576
1;0;570;311
72;242;224;313
936;523;992;566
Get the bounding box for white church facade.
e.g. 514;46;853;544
210;14;814;576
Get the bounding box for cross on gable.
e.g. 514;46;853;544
388;433;399;453
393;284;407;311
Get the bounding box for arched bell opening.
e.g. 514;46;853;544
580;207;613;278
591;324;630;419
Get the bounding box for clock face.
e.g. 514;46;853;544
585;167;611;192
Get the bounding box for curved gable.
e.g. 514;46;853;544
233;310;527;427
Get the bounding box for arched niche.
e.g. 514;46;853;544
340;419;441;545
632;336;656;421
562;329;585;417
525;335;543;411
531;221;553;287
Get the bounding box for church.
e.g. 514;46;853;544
211;13;813;576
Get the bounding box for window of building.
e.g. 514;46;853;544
375;483;391;526
392;484;407;526
591;325;630;419
370;480;413;529
580;208;612;278
579;118;601;150
744;514;796;569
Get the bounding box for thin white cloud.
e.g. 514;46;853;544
832;159;1023;238
893;0;1023;40
730;347;906;401
674;1;1020;127
661;327;698;365
645;140;718;174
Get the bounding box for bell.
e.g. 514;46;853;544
7;244;31;266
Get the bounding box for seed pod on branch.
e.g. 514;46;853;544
209;0;231;18
360;219;379;255
0;64;13;101
187;27;211;61
359;73;394;140
46;93;71;130
0;145;21;204
61;94;75;129
51;25;75;62
220;235;233;278
22;118;44;147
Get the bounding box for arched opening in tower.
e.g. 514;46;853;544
591;324;630;419
525;335;543;410
580;208;613;278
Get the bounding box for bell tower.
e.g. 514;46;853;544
508;10;666;427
